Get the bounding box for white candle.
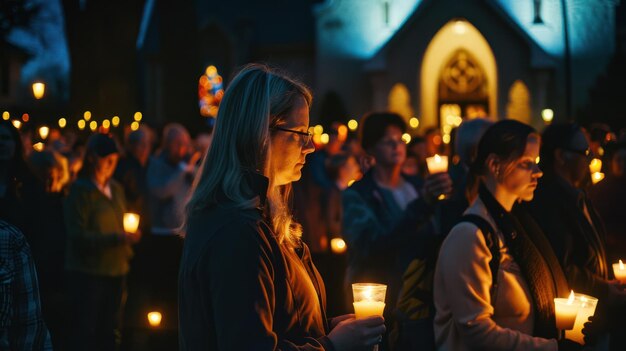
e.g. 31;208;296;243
612;260;626;284
353;301;386;319
565;293;598;344
554;290;579;330
123;213;140;234
426;154;448;174
352;283;386;319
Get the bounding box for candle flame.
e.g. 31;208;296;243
364;287;373;301
147;311;162;327
434;154;441;162
620;260;624;270
567;290;575;304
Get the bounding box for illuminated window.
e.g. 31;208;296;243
437;49;489;130
506;80;531;124
199;65;224;118
388;83;413;122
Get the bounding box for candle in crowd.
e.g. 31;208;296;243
554;290;579;330
352;283;386;319
565;293;599;344
426;154;449;174
123;213;140;234
589;158;602;174
591;172;605;185
612;260;626;284
330;238;347;254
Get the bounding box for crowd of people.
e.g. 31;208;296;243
1;63;626;351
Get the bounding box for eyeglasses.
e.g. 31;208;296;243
271;126;313;145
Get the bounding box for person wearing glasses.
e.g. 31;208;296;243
178;64;386;350
526;122;626;347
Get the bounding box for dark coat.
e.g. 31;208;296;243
178;174;334;351
341;171;435;319
526;175;610;298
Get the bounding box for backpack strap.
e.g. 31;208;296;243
459;214;500;303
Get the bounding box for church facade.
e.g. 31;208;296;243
314;0;619;134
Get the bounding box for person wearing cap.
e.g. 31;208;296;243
63;133;140;351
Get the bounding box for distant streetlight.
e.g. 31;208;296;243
32;82;45;100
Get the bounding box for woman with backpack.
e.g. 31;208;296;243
433;120;581;350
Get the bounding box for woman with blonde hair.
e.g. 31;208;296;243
179;64;385;350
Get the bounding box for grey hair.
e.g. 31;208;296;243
183;64;312;248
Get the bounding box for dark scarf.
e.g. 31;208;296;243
479;183;562;339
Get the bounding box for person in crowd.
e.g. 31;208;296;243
144;123;199;331
341;112;452;345
527;123;622;301
295;122;347;256
0;219;52;350
64;133;140;351
403;136;428;179
147;123;199;236
588;141;626;264
527;123;626;349
113;126;154;337
25;150;70;349
114;126;152;230
324;152;362;240
179;64;385;350
434;120;579;351
0;120;37;233
438;118;493;236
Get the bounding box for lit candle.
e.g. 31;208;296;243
147;311;162;327
352;283;386;319
591;172;605;184
612;260;626;284
330;238;347;254
554;290;579;330
123;213;140;234
38;126;49;140
565;293;599;344
589;158;602;174
426;154;448;174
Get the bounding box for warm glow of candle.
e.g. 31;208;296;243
554;290;579;330
565;293;598;344
591;172;605;184
589;158;602;173
32;82;45;100
352;283;386;319
330;238;347;254
612;260;626;284
426;154;448;174
147;311;162;327
38;126;49;140
33;142;44;152
123;213;140;234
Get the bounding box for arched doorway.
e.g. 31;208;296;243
438;49;489;120
420;19;498;137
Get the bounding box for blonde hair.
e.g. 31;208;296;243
184;64;312;248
